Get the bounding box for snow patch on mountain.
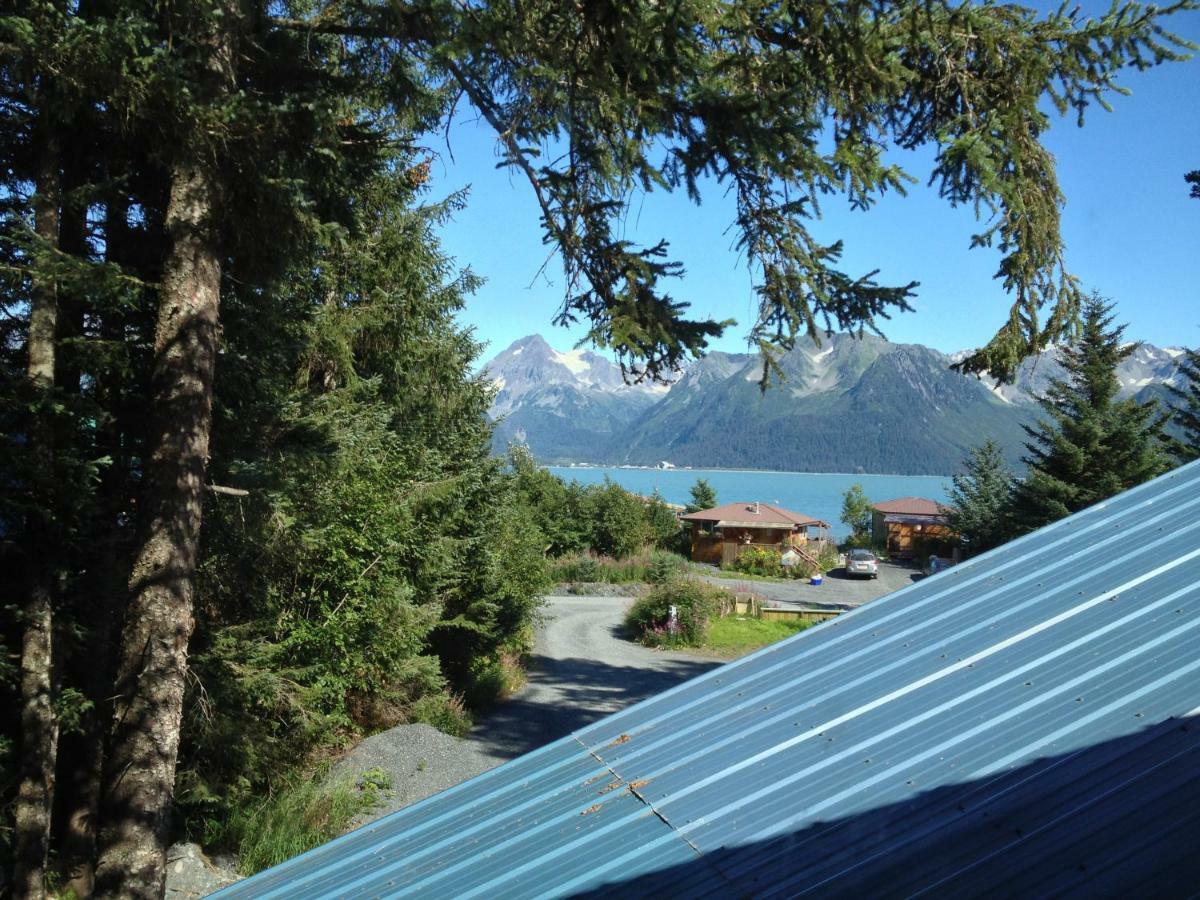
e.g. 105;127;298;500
551;348;589;375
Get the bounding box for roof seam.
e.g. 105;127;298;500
577;734;707;858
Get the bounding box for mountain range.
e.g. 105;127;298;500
482;333;1187;475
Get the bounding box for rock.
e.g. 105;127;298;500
165;842;240;898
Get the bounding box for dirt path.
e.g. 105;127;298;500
465;595;721;761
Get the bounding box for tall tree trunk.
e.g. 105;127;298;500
93;161;223;898
58;198;134;900
94;8;236;892
13;120;62;900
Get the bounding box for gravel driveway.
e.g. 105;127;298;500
697;560;919;610
465;595;721;761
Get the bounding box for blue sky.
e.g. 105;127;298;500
431;4;1200;364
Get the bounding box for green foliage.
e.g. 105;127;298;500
686;478;718;513
176;169;548;834
462;645;528;711
409;694;472;739
586;478;651;558
644;491;683;550
228;773;390;877
727;546;785;578
549;549;688;585
625;580;728;648
550;554;602;583
451;1;1195;383
506;445;591;556
840;484;874;540
646;550;687;585
1167;348;1200;462
1011;295;1170;532
947;439;1017;554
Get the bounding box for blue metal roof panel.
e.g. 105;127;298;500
217;460;1200;898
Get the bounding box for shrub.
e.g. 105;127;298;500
551;548;688;585
550;553;601;582
842;531;875;549
625;579;728;648
727;546;784;577
409;692;472;738
646;550;687;585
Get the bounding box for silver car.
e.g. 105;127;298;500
845;548;878;579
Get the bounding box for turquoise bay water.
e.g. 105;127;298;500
548;466;951;541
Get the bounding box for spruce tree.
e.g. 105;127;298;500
686;478;718;513
1167;349;1200;463
1011;295;1169;532
946;440;1016;554
1168;177;1200;462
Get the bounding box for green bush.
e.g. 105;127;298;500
625;579;728;648
646;550;687;585
550;553;601;582
727;546;784;577
842;531;875;549
551;549;690;585
409;692;472;737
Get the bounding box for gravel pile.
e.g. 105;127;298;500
165;842;240;898
329;723;501;827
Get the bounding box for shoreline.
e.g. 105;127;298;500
546;464;955;479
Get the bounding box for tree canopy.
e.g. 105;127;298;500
1010;295;1170;532
436;0;1196;382
946;439;1016;554
840;484;874;540
686;478;719;513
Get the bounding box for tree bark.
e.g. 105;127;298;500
93;159;224;898
13;120;62;900
94;8;237;895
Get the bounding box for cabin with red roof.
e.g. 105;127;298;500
679;502;830;565
871;496;954;558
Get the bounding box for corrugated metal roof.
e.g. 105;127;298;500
217;461;1200;898
680;501;828;528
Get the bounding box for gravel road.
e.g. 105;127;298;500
329;595;721;826
697;560;919;610
465;595;721;761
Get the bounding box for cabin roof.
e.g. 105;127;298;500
873;495;949;517
678;501;829;528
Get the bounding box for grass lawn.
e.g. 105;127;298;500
701;615;812;658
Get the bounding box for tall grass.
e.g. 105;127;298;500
550;549;688;584
230;770;391;875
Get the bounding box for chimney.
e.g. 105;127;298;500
754;501;760;515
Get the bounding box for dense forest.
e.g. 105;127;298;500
1;0;1194;896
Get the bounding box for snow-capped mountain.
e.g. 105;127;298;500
482;334;671;461
485;334;667;417
975;342;1187;405
484;333;1187;474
